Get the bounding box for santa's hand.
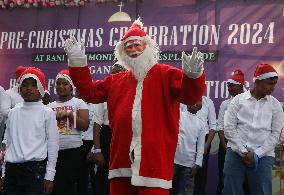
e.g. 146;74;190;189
64;36;87;67
182;47;204;79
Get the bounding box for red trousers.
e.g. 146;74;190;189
110;177;169;195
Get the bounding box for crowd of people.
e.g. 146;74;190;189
0;18;283;195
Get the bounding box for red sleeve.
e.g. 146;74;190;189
180;72;206;105
69;66;111;104
169;67;206;105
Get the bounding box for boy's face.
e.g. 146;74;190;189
227;83;243;97
55;78;73;97
255;77;278;96
20;78;41;102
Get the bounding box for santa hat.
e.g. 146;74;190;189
120;17;147;43
15;66;27;80
18;67;46;96
253;64;278;82
55;69;75;89
227;69;245;85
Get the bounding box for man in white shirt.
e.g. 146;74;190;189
216;69;247;195
223;64;284;195
194;95;216;195
170;100;206;195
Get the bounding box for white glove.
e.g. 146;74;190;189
64;36;87;67
182;47;204;79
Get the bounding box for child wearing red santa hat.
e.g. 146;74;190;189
0;67;59;195
223;64;283;195
64;17;206;195
48;69;89;195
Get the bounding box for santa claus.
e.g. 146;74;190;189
64;18;206;195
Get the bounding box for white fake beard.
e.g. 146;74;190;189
121;46;157;80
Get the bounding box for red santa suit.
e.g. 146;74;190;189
69;63;205;187
66;19;206;195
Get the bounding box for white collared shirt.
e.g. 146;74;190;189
93;102;109;126
196;96;217;133
224;90;284;157
217;97;233;131
174;104;206;167
3;101;59;181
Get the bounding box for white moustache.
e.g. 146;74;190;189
129;51;143;56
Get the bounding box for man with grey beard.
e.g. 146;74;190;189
64;18;206;195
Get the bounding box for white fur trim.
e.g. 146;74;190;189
131;175;172;189
227;79;242;85
123;36;145;44
108;168;132;179
19;73;44;96
133;17;143;28
129;79;144;180
253;72;278;82
55;74;75;89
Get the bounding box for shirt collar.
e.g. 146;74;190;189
245;90;269;101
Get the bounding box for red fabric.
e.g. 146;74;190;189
20;67;46;90
58;69;71;77
69;64;206;183
110;178;169;195
15;66;27;80
229;69;245;84
254;63;276;77
121;21;146;41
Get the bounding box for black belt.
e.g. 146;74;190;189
6;159;47;167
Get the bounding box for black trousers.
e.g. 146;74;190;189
93;124;111;195
77;140;95;195
51;147;81;195
5;160;46;195
194;134;210;195
216;141;227;195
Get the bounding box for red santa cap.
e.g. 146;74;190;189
227;69;245;85
15;66;27;80
18;67;46;96
55;69;75;89
120;17;147;43
253;63;278;82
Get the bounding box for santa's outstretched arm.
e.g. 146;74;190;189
64;37;110;104
179;47;206;105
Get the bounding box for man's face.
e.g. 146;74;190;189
255;77;278;96
227;83;244;97
123;39;146;58
20;78;41;102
